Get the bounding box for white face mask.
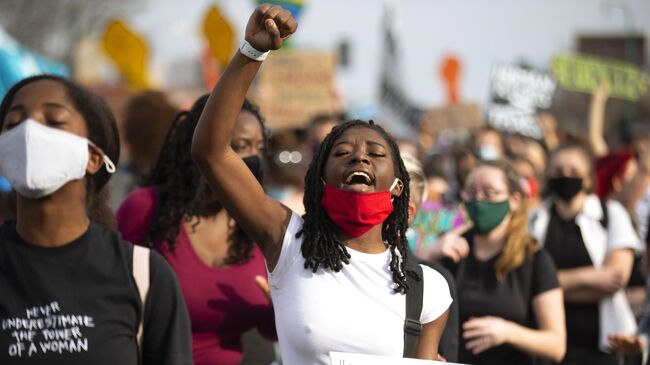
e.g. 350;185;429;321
477;145;501;161
0;119;116;199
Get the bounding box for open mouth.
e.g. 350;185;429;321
342;171;374;192
346;171;372;185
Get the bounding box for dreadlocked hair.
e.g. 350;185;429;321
144;96;267;265
299;120;415;293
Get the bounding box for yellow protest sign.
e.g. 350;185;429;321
202;5;235;68
102;19;150;90
551;54;649;101
255;51;338;129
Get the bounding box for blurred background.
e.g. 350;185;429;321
1;0;648;138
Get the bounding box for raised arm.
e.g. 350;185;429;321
588;84;610;158
191;4;298;270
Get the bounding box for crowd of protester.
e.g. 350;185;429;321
0;4;649;365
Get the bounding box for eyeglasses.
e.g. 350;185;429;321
461;188;509;201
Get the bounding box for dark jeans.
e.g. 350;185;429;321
560;346;620;365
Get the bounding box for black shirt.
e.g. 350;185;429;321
424;261;459;362
444;233;559;365
544;205;600;350
0;221;193;364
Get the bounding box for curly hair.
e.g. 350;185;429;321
299;120;416;293
145;96;268;264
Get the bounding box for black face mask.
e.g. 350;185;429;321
548;176;583;202
243;155;264;184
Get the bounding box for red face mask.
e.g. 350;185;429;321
320;179;399;238
523;177;539;198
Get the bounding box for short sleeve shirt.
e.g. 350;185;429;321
269;212;452;365
444;232;559;365
0;221;193;365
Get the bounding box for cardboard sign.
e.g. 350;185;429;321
255;51;338;129
551;54;649;101
329;351;468;365
419;103;483;135
101;19;150;90
488;64;556;139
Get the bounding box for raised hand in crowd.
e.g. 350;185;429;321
537;112;559;151
588;83;610;158
192;4;297;266
423;223;472;263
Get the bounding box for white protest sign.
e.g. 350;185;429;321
488;64;556;139
329;351;469;365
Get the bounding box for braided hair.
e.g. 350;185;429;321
299;120;415;293
144;96;268;265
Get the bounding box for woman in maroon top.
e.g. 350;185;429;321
117;95;275;365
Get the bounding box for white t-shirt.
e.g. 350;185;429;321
635;187;650;241
268;212;452;365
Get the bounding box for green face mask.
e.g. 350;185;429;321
464;200;510;234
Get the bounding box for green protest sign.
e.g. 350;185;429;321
551;54;648;101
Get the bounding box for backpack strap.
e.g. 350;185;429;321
132;245;151;356
403;259;424;358
600;198;609;230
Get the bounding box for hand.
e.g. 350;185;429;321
537;113;557;135
425;225;470;263
436;353;447;362
593;83;610;102
589;269;624;294
536;112;559;150
255;275;273;303
463;316;512;354
245;4;298;52
608;333;644;355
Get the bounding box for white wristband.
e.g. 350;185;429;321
239;41;270;62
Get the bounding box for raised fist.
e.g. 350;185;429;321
245;4;298;52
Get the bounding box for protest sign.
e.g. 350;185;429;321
551;54;649;101
202;5;235;68
487;64;556;139
255;51;338;129
102;20;150;90
420;103;483;135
